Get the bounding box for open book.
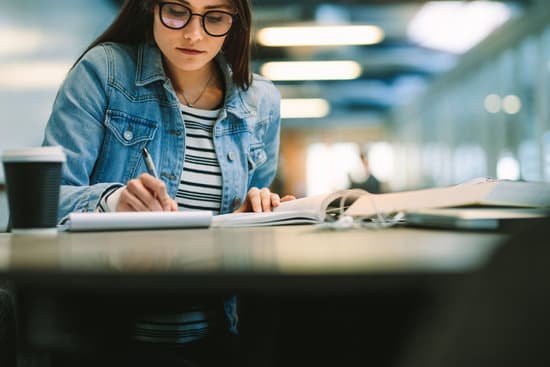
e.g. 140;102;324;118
213;179;550;228
345;179;550;217
212;189;367;227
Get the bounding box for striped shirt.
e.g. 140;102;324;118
96;105;225;344
134;306;221;344
134;105;223;345
176;105;222;215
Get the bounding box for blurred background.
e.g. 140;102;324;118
0;0;549;229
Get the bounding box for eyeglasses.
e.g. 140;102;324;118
158;2;236;37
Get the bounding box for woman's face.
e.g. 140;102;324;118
153;0;234;73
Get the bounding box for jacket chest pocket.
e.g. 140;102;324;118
248;143;267;172
101;109;158;180
105;109;158;146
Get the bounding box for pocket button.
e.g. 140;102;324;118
123;130;133;141
227;151;235;162
232;197;241;211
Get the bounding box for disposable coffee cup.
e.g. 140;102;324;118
2;146;66;235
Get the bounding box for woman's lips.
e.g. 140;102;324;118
177;48;205;55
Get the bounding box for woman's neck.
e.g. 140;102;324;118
164;59;224;110
165;60;215;93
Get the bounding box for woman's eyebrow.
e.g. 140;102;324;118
179;0;233;11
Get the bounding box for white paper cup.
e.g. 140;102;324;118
2;147;66;234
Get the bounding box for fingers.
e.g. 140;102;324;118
248;187;273;212
271;194;295;208
118;174;177;212
247;187;261;213
169;198;178;212
271;193;281;208
260;188;272;212
126;176;163;211
139;174;175;211
239;188;295;213
281;195;296;202
118;187;150;212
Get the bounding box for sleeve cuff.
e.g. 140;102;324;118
97;185;124;212
105;186;124;212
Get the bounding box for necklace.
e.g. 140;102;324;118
178;73;214;108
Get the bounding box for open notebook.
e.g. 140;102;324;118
213;179;550;228
212;189;367;227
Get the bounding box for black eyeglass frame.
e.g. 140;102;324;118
158;2;236;37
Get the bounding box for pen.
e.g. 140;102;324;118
142;147;159;178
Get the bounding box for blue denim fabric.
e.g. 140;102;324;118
43;42;281;221
42;42;281;334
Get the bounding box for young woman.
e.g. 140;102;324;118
43;0;292;364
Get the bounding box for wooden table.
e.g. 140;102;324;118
0;225;507;366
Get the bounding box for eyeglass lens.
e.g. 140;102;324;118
161;3;234;36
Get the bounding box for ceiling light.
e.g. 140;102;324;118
0;62;71;89
261;61;362;81
407;1;513;54
502;95;522;115
281;99;331;119
484;94;501;114
257;25;384;47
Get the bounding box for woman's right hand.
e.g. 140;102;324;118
117;173;178;212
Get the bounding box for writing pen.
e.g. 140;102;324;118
142;147;159;178
143;147;165;207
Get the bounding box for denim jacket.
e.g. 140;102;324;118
42;42;281;334
43;41;281;221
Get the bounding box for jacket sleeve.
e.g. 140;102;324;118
248;86;281;190
42;45;121;222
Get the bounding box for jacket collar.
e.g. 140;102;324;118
135;42;166;86
135;43;253;118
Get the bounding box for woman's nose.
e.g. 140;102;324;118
183;15;204;42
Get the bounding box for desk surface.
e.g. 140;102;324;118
0;226;505;362
0;226;505;283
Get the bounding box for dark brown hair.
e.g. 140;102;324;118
77;0;252;89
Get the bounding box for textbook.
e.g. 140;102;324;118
60;211;213;232
213;179;550;228
212;189;367;227
345;179;550;217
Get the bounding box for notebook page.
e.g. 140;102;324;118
345;183;497;217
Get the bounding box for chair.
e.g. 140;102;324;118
396;220;550;367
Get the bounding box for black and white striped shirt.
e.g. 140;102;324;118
176;105;222;215
97;105;225;344
134;105;223;345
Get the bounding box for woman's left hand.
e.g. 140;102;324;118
235;187;296;213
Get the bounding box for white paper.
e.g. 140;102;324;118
212;210;320;228
62;211;212;232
